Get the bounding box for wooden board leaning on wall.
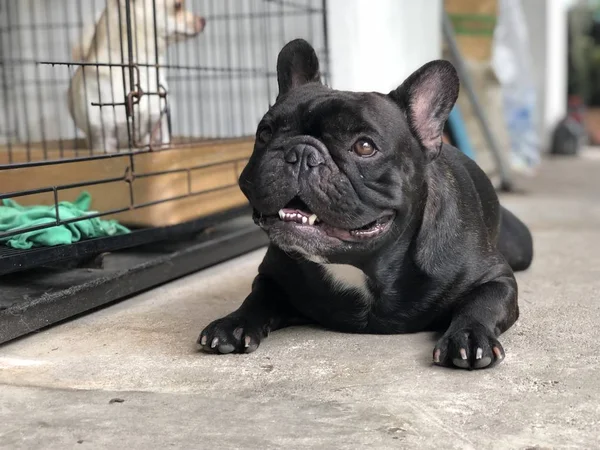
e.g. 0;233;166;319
445;0;497;62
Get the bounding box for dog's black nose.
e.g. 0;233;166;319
284;144;324;168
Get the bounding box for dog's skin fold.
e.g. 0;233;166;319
197;39;533;370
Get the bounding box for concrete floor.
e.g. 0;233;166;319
1;153;600;449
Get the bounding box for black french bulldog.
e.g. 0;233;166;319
197;39;533;370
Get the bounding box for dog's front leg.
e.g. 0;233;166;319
433;270;518;370
197;274;303;354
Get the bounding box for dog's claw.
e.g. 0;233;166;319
492;346;504;360
434;324;505;370
452;348;470;368
198;317;263;355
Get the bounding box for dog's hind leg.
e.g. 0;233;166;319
498;206;533;272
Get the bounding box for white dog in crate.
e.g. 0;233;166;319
68;0;205;153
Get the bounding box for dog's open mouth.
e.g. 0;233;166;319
255;197;394;242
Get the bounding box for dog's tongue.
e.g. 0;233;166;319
321;223;354;240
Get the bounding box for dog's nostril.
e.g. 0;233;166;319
306;151;323;167
284;148;299;164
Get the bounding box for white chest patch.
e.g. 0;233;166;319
320;263;373;302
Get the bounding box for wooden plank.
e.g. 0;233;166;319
0;137;252;164
111;186;249;227
0;138;254;227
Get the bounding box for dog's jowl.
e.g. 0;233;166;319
197;39;533;370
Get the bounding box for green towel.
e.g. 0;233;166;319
0;192;130;249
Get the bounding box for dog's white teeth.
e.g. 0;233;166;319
278;210;318;225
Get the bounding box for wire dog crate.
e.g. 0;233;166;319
0;0;329;274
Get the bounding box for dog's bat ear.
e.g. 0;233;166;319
388;60;459;160
276;39;321;98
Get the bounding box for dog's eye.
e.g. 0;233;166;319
256;126;273;144
352;139;376;157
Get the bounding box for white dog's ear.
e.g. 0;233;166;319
276;39;321;98
388;60;459;160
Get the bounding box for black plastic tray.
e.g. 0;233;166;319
0;206;252;276
0;214;268;345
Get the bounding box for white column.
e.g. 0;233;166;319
326;0;442;93
521;0;569;150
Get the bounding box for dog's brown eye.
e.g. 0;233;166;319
257;126;273;144
352;139;376;157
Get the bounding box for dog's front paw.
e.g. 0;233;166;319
433;324;505;370
197;316;264;354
